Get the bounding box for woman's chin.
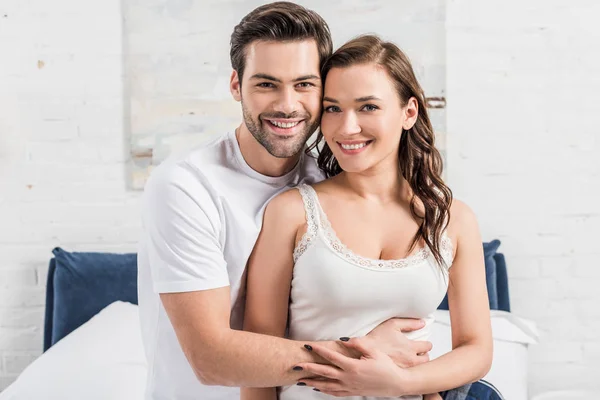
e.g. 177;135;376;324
337;162;370;174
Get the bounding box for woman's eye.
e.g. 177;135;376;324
361;104;379;112
324;105;341;113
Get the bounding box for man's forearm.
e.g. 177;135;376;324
190;329;352;387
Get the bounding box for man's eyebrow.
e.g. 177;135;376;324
293;75;320;82
249;73;281;83
249;74;320;83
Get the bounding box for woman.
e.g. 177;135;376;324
241;35;493;400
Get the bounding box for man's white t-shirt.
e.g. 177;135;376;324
137;130;324;400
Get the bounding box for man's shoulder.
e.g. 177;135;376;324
142;133;235;210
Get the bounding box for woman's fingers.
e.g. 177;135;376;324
297;378;344;393
293;362;342;380
304;343;356;370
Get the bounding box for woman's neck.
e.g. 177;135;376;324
339;157;409;205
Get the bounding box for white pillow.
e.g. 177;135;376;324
0;301;147;400
430;310;539;400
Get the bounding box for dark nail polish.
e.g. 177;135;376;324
339;337;350;342
297;382;307;386
292;366;303;371
313;388;320;392
304;344;313;351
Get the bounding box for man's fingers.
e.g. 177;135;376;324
390;317;426;332
414;352;430;365
413;340;433;354
294;362;341;380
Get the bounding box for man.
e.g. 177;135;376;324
137;2;503;399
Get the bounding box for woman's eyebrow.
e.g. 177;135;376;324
355;95;382;102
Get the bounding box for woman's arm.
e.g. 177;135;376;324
396;199;493;394
240;190;305;400
293;199;493;396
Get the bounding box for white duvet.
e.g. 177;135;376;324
0;302;146;400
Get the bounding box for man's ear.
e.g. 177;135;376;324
230;70;242;102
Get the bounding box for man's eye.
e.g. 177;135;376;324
324;106;341;113
258;82;275;88
297;82;314;88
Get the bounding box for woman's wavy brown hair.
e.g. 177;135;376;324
308;35;453;267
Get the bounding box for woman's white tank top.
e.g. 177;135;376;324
280;184;454;400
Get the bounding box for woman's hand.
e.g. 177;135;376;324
293;337;413;397
366;317;432;367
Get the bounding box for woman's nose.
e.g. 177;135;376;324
339;112;361;136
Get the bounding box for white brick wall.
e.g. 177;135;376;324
447;0;600;395
1;0;599;396
0;0;141;390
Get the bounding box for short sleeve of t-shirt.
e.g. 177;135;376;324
141;161;229;293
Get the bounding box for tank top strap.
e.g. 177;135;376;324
297;184;322;228
293;184;322;262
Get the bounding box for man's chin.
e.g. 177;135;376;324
266;146;305;159
262;139;306;159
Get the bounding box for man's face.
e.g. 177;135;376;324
230;40;322;158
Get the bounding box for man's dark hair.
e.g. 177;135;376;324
230;2;333;82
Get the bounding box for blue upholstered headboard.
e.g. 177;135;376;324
43;241;510;351
43;248;138;352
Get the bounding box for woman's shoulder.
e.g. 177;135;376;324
264;186;308;227
447;198;480;240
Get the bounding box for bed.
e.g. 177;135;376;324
0;241;538;400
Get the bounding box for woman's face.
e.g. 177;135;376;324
320;63;418;174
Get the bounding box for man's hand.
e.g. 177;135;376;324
366;318;432;367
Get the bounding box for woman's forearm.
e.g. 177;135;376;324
399;341;492;396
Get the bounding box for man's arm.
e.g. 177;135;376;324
144;172;343;388
161;288;333;388
161;189;351;389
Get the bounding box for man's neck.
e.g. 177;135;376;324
235;124;301;177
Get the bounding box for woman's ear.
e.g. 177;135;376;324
402;97;419;130
230;70;242;102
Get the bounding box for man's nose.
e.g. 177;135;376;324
273;87;299;115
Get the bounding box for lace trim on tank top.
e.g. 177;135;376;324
293;184;320;263
293;184;454;269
